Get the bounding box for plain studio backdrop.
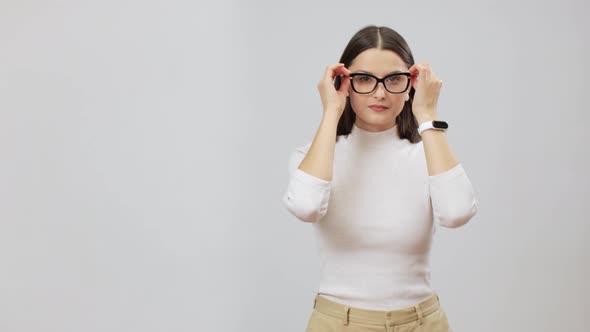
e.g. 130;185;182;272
1;0;588;331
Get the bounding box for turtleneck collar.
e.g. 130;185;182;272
348;122;401;146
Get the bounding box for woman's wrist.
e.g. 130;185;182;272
415;111;438;125
323;107;343;123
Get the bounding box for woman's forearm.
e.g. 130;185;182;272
417;113;460;176
298;110;340;181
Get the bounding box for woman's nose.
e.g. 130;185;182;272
373;82;386;98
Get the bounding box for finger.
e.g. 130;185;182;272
338;74;350;93
323;63;346;83
419;63;438;83
333;66;351;76
323;63;344;78
330;68;351;90
423;63;434;81
409;64;423;80
412;63;434;84
325;63;345;73
332;66;350;83
409;65;422;87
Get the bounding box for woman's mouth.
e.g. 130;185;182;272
368;105;389;112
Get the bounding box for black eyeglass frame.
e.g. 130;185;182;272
349;72;412;94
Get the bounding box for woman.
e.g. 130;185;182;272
282;25;478;332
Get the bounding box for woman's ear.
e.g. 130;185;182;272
404;94;409;102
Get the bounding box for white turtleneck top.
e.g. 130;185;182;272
281;122;478;311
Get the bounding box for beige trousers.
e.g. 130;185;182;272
304;292;453;332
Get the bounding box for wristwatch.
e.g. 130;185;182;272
417;120;448;135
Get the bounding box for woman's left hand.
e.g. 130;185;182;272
408;63;443;123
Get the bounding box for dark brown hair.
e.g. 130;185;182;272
334;25;421;143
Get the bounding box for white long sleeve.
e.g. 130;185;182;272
429;163;478;228
281;145;332;222
281;123;478;310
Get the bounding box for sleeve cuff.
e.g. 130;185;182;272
428;163;465;184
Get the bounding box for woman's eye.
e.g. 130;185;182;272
386;76;402;83
358;76;371;82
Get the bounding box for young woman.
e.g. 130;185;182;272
282;25;478;332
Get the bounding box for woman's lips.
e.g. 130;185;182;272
368;105;389;112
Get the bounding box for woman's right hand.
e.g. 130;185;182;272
317;63;350;118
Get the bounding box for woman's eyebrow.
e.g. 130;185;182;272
355;69;407;75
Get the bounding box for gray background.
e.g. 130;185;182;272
1;0;588;331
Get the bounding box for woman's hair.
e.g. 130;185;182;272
334;25;421;143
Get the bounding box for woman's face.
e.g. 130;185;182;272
347;48;410;132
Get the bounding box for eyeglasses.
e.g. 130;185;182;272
349;72;412;94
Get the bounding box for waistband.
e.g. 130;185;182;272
312;292;440;327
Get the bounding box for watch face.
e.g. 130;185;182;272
432;121;448;129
